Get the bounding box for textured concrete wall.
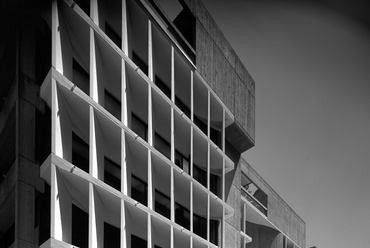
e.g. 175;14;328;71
246;221;283;248
241;158;306;248
182;0;255;153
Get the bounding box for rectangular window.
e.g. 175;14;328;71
72;58;89;95
175;150;190;175
175;203;190;230
155;190;171;219
193;213;207;240
193;164;207;188
105;89;121;120
72;132;89;173
210;126;221;147
194;115;207;136
104;157;121;191
131;175;147;206
104;222;120;248
72;204;88;248
175;97;190;119
105;22;122;48
155;75;171;99
210;219;219;246
155;133;171;160
131;113;147;141
131;235;147;247
210;173;219;196
132;51;148;75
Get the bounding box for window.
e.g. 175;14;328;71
0;223;14;248
72;132;89;173
104;157;121;191
105;22;121;48
155;190;171;219
104;222;120;248
131;113;147;141
72;58;89;95
194;115;207;136
132;51;148;75
155;75;171;99
154;133;170;160
131;235;146;247
175;203;190;230
210;219;219;245
105;90;121;120
175;150;190;175
193;213;207;240
175;97;190;119
131;175;147;206
210;173;219;196
193;164;207;188
72;204;88;248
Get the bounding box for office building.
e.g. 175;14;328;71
0;0;305;247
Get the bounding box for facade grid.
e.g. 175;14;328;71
0;0;305;248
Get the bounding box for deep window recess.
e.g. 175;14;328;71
131;235;147;247
34;184;51;245
175;203;190;230
154;133;171;160
210;127;221;148
131;113;147;141
72;204;89;248
210;219;219;245
105;22;122;48
0;223;14;248
132;51;148;75
104;157;121;191
175;150;190;175
105;90;121;120
155;75;171;99
194;115;207;136
75;0;90;16
72;132;89;173
155;190;171;219
193;213;207;240
175;97;190;119
131;175;147;206
104;222;120;248
72;58;89;95
193;164;207;188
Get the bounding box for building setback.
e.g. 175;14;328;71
0;0;305;247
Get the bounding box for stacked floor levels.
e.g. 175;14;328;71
0;0;305;247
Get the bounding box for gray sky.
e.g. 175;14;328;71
202;0;370;247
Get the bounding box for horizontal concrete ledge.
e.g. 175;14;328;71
226;120;254;154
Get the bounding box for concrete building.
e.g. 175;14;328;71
0;0;305;247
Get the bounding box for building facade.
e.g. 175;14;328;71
0;0;305;248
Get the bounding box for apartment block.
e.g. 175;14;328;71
0;0;305;247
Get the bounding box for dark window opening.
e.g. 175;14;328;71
75;0;90;16
175;203;190;230
155;75;171;99
175;97;190;119
210;173;219;196
193;213;207;240
35;184;51;245
104;222;120;248
193;164;207;188
210;219;219;245
105;89;121;120
72;204;89;248
155;190;171;219
104;157;121;191
175;150;190;175
131;235;147;247
173;5;195;49
210;127;221;148
131;113;147;141
131;175;147;206
0;223;14;248
155;133;171;160
105;22;122;48
132;51;148;75
72;58;90;95
72;132;89;173
194;115;207;136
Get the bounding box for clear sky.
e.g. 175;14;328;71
202;0;370;247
